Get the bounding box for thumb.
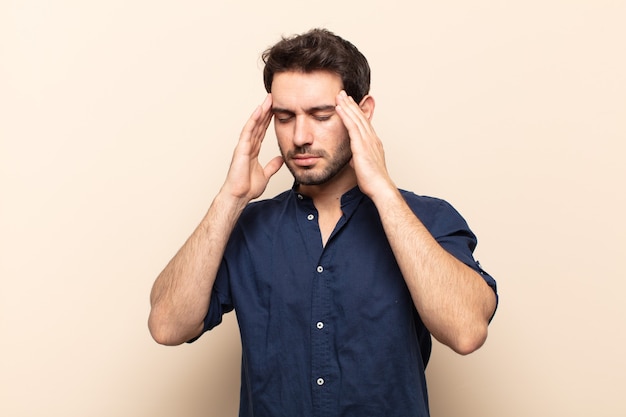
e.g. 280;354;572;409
264;156;284;179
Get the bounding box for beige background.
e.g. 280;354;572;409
1;1;624;416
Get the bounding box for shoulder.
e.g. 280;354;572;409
399;189;449;218
398;189;471;233
238;189;293;225
398;189;445;209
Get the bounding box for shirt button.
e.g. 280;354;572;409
307;214;315;220
297;194;304;200
317;266;324;273
316;378;325;386
316;321;324;329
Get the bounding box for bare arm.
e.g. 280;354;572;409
367;188;496;354
335;91;496;354
148;95;283;345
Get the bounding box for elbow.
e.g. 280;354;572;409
148;312;192;346
450;324;489;356
148;319;179;346
450;292;497;355
149;327;182;347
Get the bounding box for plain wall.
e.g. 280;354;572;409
1;1;624;416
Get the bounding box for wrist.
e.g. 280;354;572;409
214;188;250;214
364;178;399;203
369;183;404;210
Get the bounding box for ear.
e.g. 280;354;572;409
358;95;375;120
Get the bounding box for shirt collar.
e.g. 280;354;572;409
291;183;365;215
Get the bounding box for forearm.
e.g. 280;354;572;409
334;91;495;352
372;187;496;354
148;192;248;345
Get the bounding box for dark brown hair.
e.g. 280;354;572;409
262;28;371;102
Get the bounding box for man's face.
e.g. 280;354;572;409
271;71;352;186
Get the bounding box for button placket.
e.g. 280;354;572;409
311;245;333;405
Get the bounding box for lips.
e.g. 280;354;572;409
291;154;321;167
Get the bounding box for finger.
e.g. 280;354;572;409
336;104;371;149
241;95;273;147
258;94;274;137
337;92;375;138
336;93;372;141
251;94;274;141
335;94;359;132
263;155;284;179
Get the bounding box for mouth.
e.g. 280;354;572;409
291;154;321;167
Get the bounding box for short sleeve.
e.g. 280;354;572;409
428;199;498;304
186;250;235;343
403;193;498;299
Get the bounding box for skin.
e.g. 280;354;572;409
272;71;353;188
271;71;362;243
148;70;497;354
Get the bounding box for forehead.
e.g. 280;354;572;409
271;70;343;110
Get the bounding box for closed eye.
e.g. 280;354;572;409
313;114;332;122
272;110;294;123
272;105;335;123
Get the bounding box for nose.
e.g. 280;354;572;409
293;116;312;147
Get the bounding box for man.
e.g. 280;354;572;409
149;28;498;416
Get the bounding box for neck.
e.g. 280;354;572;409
298;167;356;247
297;167;357;210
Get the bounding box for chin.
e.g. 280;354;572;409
289;168;329;186
295;174;329;186
290;160;351;186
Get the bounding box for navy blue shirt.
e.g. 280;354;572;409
196;186;497;417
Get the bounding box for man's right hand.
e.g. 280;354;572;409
221;94;284;203
148;95;283;346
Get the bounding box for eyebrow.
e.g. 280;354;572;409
272;105;336;115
